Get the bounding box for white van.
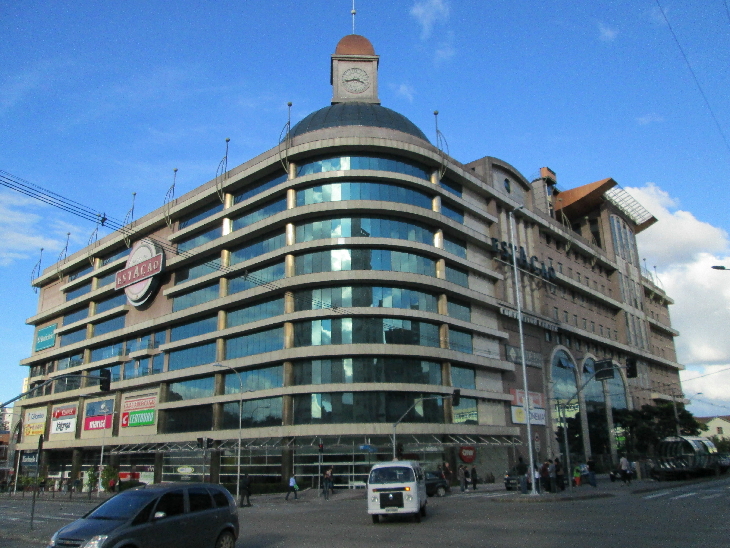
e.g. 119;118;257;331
367;460;427;523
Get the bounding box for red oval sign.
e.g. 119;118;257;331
459;446;476;463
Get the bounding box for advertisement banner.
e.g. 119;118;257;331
51;405;78;435
35;324;57;352
511;406;547;426
85;399;114;418
121;409;155;428
24;409;47;437
84;414;112;431
51;418;76;434
122;394;157;412
509;389;545;409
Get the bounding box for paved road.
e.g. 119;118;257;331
1;477;728;547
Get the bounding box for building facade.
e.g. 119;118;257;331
14;35;684;488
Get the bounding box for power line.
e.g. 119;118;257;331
654;0;730;155
681;365;730;383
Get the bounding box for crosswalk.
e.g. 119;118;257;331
641;484;730;503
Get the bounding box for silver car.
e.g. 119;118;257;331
48;482;239;548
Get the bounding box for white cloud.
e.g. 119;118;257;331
598;23;618;42
435;39;456;63
680;366;730;418
0;190;86;266
410;0;450;40
392;83;415;102
637;113;664;125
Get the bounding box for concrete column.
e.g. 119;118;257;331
154;452;163;484
288;162;297;181
222;217;232;237
212;402;223;431
281;447;294;485
286;189;296;210
221;249;230;268
71;449;83;483
436;258;446;280
577;382;592;463
112;391;122;437
219;277;229;298
431;170;440;185
438;294;448;315
282;361;294;428
603;380;618;465
283;323;294;349
210;449;221;484
439;324;449;349
286;223;296;246
285;292;295;314
285;255;295;278
216;338;226;362
442;362;454;423
218;310;227;331
432;195;442;213
434;229;444;250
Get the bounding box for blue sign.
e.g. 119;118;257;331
35;324;57;352
86;399;114;418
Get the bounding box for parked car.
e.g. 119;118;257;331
48;482;239;548
424;471;449;497
503;467;531;491
718;453;729;473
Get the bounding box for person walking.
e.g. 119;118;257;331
619;455;631;485
548;460;556;493
322;467;332;500
555;458;565;491
464;466;470;490
239;473;252;507
540;461;550;493
457;465;466;492
443;462;453;487
587;457;597;488
516;456;528;494
471;466;478;491
285;473;298;500
534;463;541;493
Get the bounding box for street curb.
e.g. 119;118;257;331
490;492;615;503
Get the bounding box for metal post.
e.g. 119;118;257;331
98;423;106;497
559;403;572;493
213;364;243;504
508;207;537;495
30;435;43;530
671;390;681;436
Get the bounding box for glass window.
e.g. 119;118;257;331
228;263;285;295
178;202;224;230
451;366;475;389
170;316;218;342
60;327;86;347
101;247;130;266
93;315;125;337
224;365;284;393
445;265;469;287
297;155;430;180
447;299;471;322
443;234;467;258
226;327;284;360
96;270;119;288
449;328;473;354
552;350;577;401
295;215;434;245
57;352;84;370
178;226;222;254
188;488;213;512
231;198;287;232
90;342;124;362
221;397;283;429
232;171;288;204
95;293;128;314
294;317;440;348
293;285;438;313
162;406;213;433
167;343;216;371
168;376;216;401
227;298;284;328
441;203;464;224
151;354;164;375
293;358;441;385
295;249;436;277
453;397;478;424
63;307;89;326
66;281;92;301
296;181;432;210
439;179;462;197
68;264;93;282
229;232;286;265
172;283;219;312
175;257;221;284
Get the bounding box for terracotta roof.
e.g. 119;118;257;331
335;34;375;55
696;415;730;423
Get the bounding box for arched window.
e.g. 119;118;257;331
606;374;628;410
582;358;605;411
551;350;577;401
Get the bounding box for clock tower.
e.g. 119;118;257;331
331;34;380;105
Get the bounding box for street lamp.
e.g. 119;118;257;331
213;363;243;505
392;391;460;460
508;205;537;496
711;266;728;270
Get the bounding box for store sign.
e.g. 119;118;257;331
116;239;165;307
459;446;476;463
24;409;46;437
86;399;114;418
491;239;557;282
84;415;112;431
21;451;38;470
509;389;545;409
499;308;559;332
35;323;57;352
121;409;155;428
121;392;157;428
51;404;77;434
511;406;547;426
505;345;544;368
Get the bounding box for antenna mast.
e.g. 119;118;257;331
351;0;356;34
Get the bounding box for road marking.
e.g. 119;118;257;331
670;492;696;500
643;492;670;499
700;493;722;500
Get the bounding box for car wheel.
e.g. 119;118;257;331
436;486;446;497
414;511;421;523
215;530;235;548
420;503;427;517
372;514;379;524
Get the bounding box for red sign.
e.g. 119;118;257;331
52;406;77;419
509;388;545;409
84;414;112;431
115;254;163;290
459;446;476;463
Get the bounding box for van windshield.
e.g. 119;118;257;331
369;467;415;484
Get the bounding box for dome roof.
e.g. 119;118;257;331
289;103;430;143
335;34;376;55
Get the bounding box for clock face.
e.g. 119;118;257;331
341;67;370;94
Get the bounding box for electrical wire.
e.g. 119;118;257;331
681;365;730;383
654;0;730;155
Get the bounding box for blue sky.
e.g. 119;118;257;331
1;1;729;418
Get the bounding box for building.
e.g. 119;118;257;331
14;34;684;488
696;416;730;440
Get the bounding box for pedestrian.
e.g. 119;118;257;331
471;466;478;491
322;467;331;500
464;466;470;490
533;463;541;493
516;456;528;494
73;478;81;493
540;461;550;493
554;458;565;491
443;462;453;486
587;456;597;488
239;473;251;507
573;465;581;487
619;455;631;485
457;465;466;492
285;473;298;500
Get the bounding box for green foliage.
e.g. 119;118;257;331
101;466;119;492
710;435;730;453
86;469;99;491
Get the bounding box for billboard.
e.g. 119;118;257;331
84;399;114;431
24;409;47;437
84;415;112;431
511;406;547;426
50;404;77;435
35;324;57;352
121;392;157;429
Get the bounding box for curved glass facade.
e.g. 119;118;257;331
232;198;287;232
297;181;432;210
295;248;436;277
293;285;438;313
221;398;283;429
292;357;442;385
297;155;430;180
552;350;577;401
293;317;440;348
296;216;434;245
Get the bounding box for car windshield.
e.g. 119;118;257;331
87;491;158;520
369;467;415;484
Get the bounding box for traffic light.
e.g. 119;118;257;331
452;389;461;407
594;359;615;381
99;369;111;391
197;437;204;448
318;443;324;453
197;437;213;449
626;358;638;378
